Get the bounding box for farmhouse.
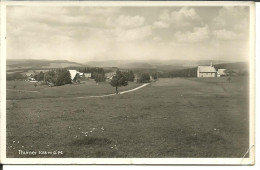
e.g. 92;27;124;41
197;63;217;78
84;73;91;78
24;71;38;82
69;70;91;80
28;77;36;82
105;72;116;80
217;69;227;77
69;70;80;80
25;71;36;78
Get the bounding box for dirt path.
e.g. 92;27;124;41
76;83;150;99
6;83;151;101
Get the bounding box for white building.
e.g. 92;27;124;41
197;63;217;78
105;72;116;80
84;73;91;78
79;73;84;77
217;69;227;77
69;70;80;80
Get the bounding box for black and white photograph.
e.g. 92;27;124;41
0;1;255;164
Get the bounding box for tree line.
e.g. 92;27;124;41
6;67;138;87
110;70;158;93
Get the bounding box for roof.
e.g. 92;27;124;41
105;72;116;78
69;70;80;80
25;73;33;77
25;71;36;77
198;66;217;73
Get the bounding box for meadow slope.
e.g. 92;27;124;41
6;77;249;158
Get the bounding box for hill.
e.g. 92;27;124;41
213;62;249;70
7;59;84;71
85;60;233;70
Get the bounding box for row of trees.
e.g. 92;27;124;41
158;68;198;78
76;67;105;79
77;67;106;83
7;68;157;91
110;70;156;93
123;70;135;82
94;69;135;83
6;69;72;86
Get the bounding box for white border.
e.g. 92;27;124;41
0;1;256;165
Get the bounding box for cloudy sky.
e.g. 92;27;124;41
6;5;249;62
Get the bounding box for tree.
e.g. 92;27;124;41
128;70;135;81
33;74;38;81
55;69;71;86
73;73;80;82
227;76;231;83
139;73;150;83
43;69;71;86
110;70;128;94
94;73;105;83
37;71;44;81
44;70;56;83
151;72;158;80
122;70;134;81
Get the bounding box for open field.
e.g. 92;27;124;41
6;77;249;158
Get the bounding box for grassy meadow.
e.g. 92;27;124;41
7;79;141;100
6;77;249;158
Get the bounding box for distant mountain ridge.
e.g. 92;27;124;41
213;62;249;70
85;59;236;69
7;59;247;72
7;59;84;71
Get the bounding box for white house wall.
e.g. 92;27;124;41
84;73;91;78
198;72;216;77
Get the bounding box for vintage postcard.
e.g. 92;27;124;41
0;1;255;164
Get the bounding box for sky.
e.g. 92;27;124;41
6;5;250;62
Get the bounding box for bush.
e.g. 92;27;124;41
94;73;105;83
55;69;72;86
139;73;150;83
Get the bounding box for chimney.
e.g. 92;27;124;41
210;62;212;67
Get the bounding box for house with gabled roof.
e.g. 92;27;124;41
68;70;80;80
197;62;217;78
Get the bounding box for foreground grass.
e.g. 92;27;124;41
6;77;249;158
7;80;141;100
